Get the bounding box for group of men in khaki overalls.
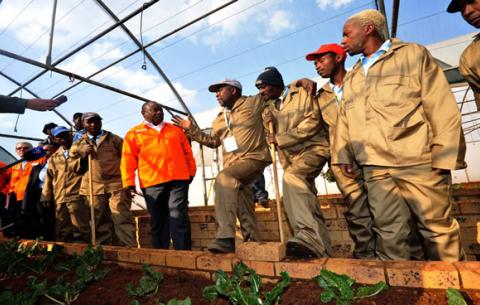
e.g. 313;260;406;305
174;3;477;261
41;113;136;247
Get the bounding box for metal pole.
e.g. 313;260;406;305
49;0;238;119
391;0;400;38
0;71;71;126
376;0;390;39
7;0;160;97
0;48;187;116
46;0;58;66
0;133;44;141
95;0;204;126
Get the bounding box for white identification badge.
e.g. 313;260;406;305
223;136;238;152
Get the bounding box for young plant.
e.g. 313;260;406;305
57;244;104;271
203;262;290;305
131;298;192;305
0;276;48;305
446;288;467;305
126;264;164;297
0;238;63;277
313;269;388;305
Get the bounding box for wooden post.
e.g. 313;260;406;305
88;155;96;246
269;122;285;243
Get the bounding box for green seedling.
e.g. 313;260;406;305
313;269;388;305
126;264;164;297
203;262;290;305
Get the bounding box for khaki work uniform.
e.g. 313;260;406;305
266;85;332;257
459;33;480;111
72;132;136;247
317;83;375;258
41;148;90;242
333;39;467;261
187;95;271;241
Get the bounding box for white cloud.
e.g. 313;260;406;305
316;0;355;10
258;10;294;43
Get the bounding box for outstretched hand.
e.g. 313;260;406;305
26;99;58;111
172;115;193;131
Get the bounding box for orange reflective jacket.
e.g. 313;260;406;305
8;158;45;201
121;122;196;188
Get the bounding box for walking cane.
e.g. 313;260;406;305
269;122;285;243
88;154;96;246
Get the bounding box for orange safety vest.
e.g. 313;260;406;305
8;157;45;201
121;122;196;189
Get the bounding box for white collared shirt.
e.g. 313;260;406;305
145;121;165;133
328;81;343;102
360;39;392;76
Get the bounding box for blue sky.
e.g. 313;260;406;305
0;0;476;156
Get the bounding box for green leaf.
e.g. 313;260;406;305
202;285;218;301
248;272;261;295
320;288;335;303
126;264;164;297
355;281;389;299
264;271;291;305
446;288;467;305
131;300;141;305
319;270;355;301
163;297;192;305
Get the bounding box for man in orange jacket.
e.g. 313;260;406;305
121;101;196;250
5;142;44;237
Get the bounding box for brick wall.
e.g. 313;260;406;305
134;182;480;260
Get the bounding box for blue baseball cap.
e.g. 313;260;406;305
51;126;70;137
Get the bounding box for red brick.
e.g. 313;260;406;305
197;253;236;272
165;250;202;269
386;261;460;289
275;258;326;279
454;262;480;290
243;260;275;276
325;259;385;285
236;242;286;262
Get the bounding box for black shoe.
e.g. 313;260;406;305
286;240;319;258
208;238;235;253
258;199;269;208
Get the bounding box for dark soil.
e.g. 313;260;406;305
1;263;480;305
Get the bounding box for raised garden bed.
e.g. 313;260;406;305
1;240;479;305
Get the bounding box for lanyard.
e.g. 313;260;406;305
223;108;232;131
277;87;290;110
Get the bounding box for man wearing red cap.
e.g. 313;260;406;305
447;0;480;111
305;44;375;259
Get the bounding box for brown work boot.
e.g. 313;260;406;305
208;238;235;253
286;239;319;259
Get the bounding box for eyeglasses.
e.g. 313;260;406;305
16;147;30;150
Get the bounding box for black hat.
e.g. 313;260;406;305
73;112;83;120
255;66;284;88
447;0;463;13
42;122;58;135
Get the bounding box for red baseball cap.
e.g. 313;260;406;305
305;43;347;61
